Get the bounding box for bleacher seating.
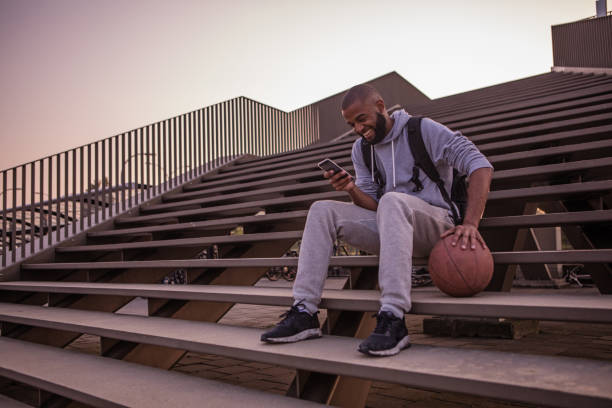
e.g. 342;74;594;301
1;71;612;407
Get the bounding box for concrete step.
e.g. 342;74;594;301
115;180;612;226
421;75;612;122
488;138;612;169
204;149;350;181
1;282;611;323
26;249;612;269
0;303;610;408
90;210;309;238
470;111;612;144
93;209;612;239
183;157;352;191
142;180;330;214
460;101;612;136
114;191;347;225
445;90;612;130
221;139;354;173
56;230;304;254
478;123;612;155
157;159;612;214
165;168;351;201
0;337;321;408
22;256;383;270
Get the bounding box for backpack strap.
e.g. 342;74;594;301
360;138;372;174
407;117;462;225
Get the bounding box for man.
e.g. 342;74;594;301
261;84;493;356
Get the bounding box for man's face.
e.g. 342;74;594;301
342;99;387;144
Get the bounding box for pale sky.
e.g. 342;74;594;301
0;0;605;169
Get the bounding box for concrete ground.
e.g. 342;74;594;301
2;278;611;407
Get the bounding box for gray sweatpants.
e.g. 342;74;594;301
292;192;454;317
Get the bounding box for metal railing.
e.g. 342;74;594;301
0;96;319;268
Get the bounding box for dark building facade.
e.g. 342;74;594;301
552;14;612;69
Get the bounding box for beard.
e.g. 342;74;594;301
362;113;388;145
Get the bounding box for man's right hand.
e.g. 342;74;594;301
324;170;355;192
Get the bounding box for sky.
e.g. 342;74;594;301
0;0;606;170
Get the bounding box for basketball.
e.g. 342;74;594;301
428;234;494;297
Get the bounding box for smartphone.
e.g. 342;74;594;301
317;158;351;178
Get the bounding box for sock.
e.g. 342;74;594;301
380;304;404;319
294;300;317;315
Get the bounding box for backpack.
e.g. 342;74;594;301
360;116;467;225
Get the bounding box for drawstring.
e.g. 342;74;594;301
391;139;396;189
370;146;374;182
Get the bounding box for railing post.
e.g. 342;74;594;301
30;162;35;253
20;165;26;258
172;117;177;188
64;151;69;235
11;168;17;262
146;126;151;200
39;161;43;250
2;171;6;267
72;150;77;232
94;143;100;223
47;157;52;246
114;136;119;215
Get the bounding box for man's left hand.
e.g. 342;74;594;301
440;223;487;250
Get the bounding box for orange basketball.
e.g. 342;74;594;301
428;234;494;297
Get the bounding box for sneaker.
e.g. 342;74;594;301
358;311;410;356
260;304;322;343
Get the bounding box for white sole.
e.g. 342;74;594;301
262;328;322;343
361;335;411;356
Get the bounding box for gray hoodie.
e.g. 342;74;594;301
351;110;493;213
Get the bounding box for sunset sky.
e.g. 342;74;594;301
0;0;605;170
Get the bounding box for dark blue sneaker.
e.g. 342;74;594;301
358;311;410;356
260;304;322;343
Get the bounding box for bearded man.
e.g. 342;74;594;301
261;84;493;356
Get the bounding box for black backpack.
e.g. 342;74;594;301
360;116;467;225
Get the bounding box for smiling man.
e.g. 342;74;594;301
261;84;493;356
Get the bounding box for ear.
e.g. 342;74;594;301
374;98;386;113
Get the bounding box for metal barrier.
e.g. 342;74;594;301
0;96;319;267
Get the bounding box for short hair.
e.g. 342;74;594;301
341;84;382;110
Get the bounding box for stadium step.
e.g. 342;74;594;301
114;191;348;225
87;209;612;239
55;231;304;254
1;283;611;323
25;249;612;269
88;210;309;238
141;180;330;214
0;337;321;408
0;303;610;408
3;71;612;406
113;180;612;226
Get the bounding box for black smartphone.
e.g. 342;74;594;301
317;158;351;178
